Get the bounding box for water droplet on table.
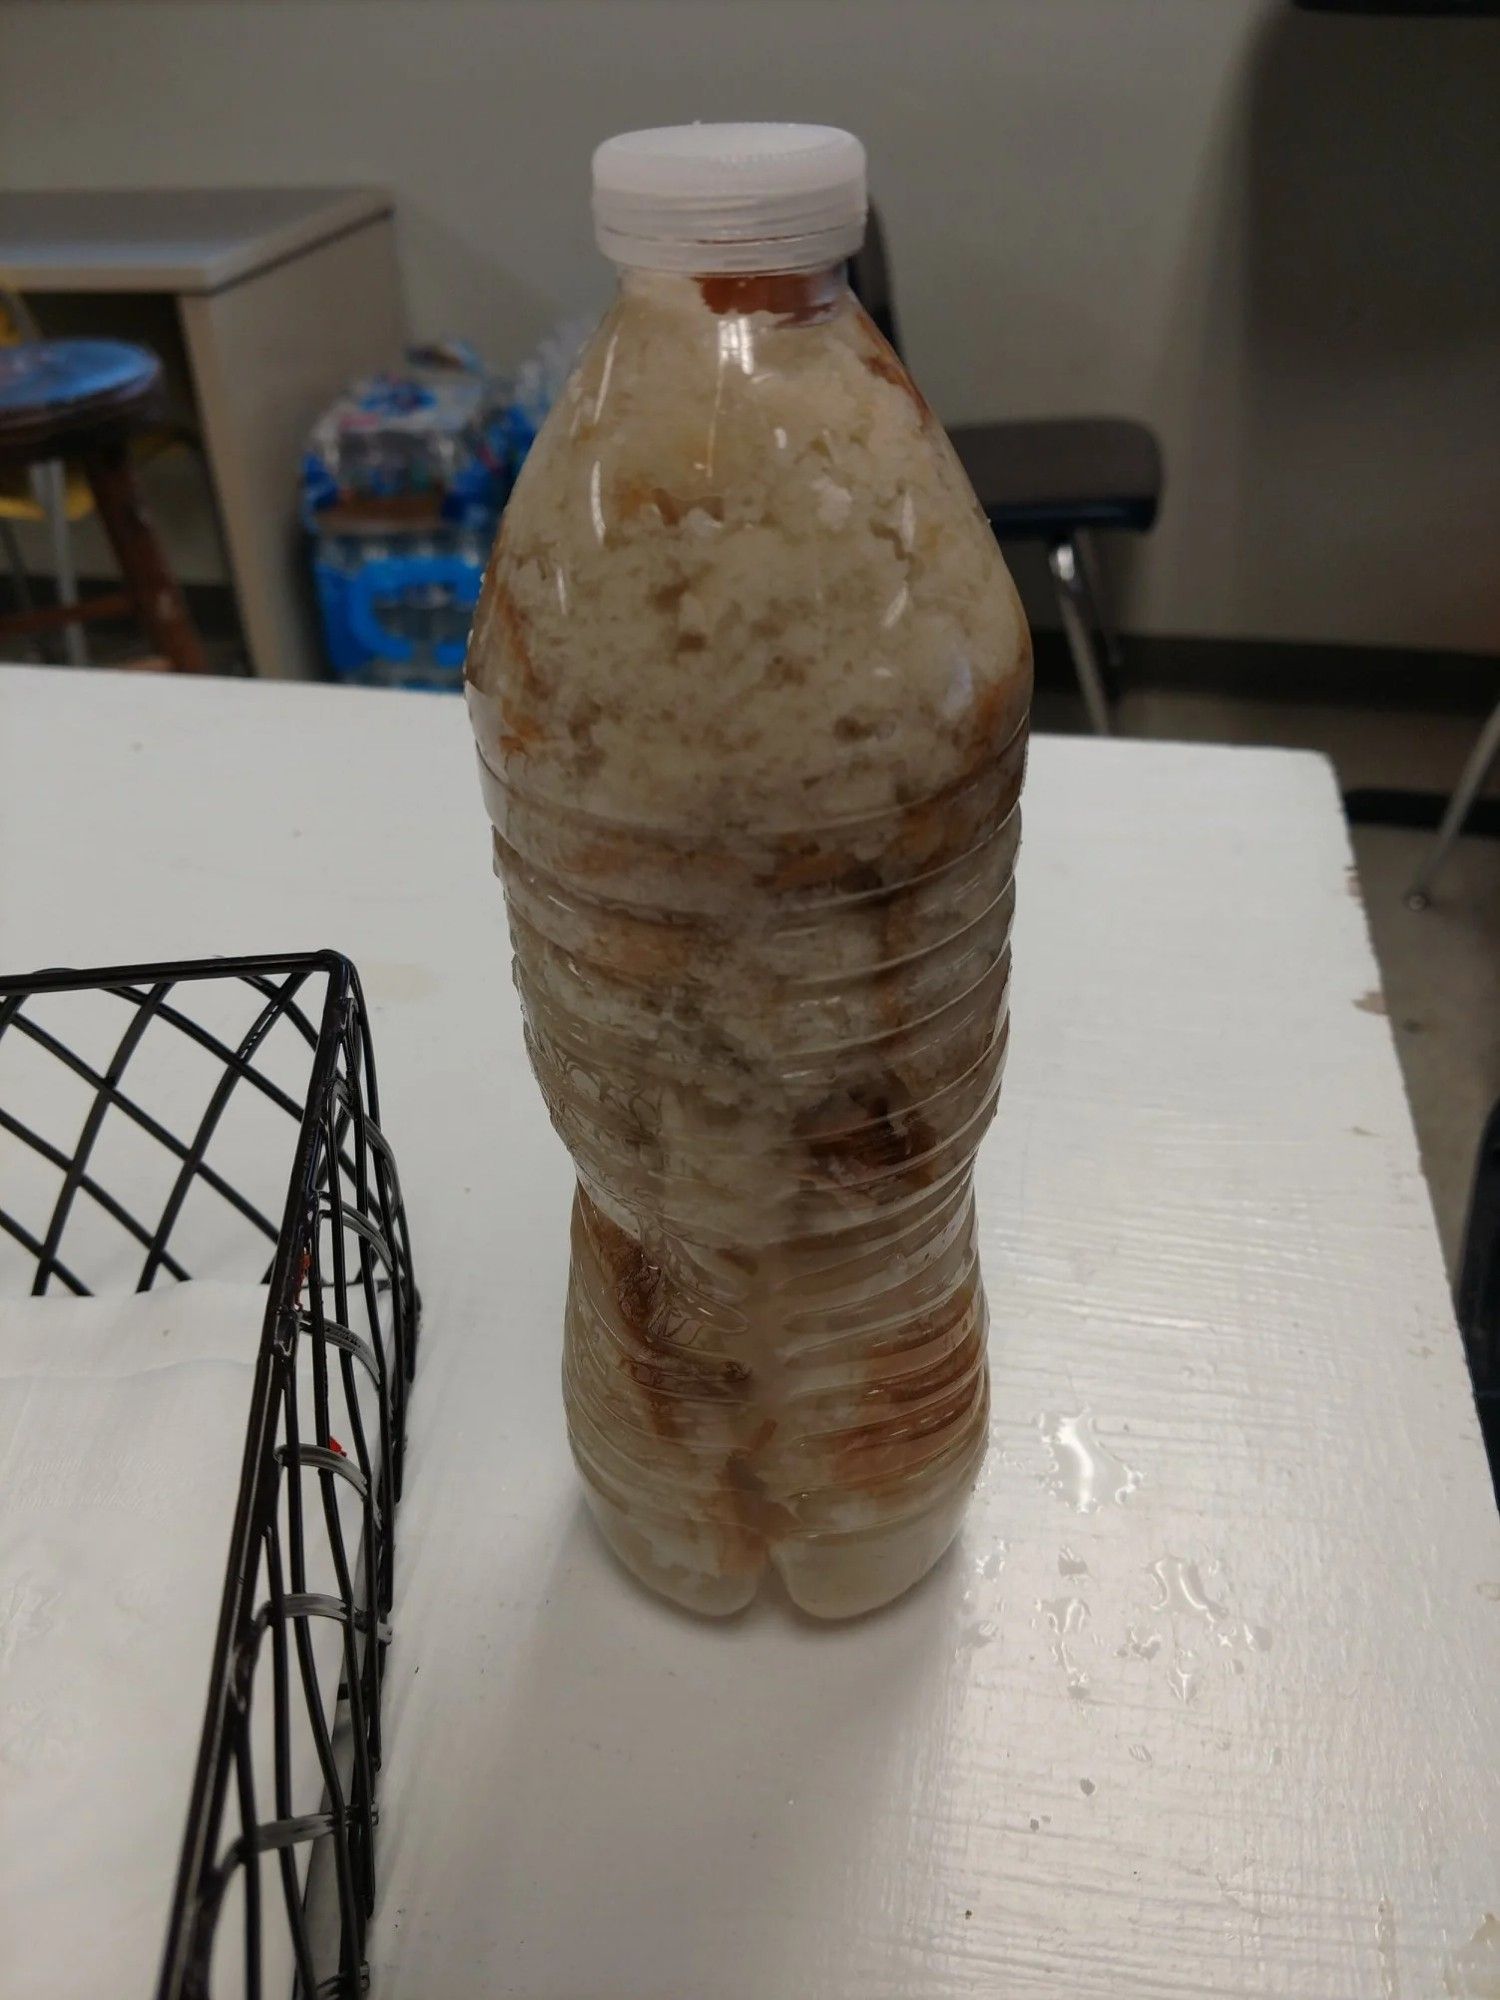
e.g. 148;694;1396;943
1117;1625;1162;1662
1145;1554;1272;1659
1037;1593;1091;1697
1444;1913;1500;1997
1167;1650;1200;1703
1037;1410;1142;1513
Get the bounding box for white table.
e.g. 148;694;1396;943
2;666;1497;2000
0;189;406;680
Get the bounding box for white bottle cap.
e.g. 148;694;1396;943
592;123;867;274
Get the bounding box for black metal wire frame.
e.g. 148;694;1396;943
0;951;419;2000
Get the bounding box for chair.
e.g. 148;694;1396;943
849;209;1163;734
0;339;206;673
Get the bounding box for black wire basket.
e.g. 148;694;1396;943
0;951;419;2000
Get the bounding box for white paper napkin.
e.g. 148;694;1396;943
0;1280;364;2000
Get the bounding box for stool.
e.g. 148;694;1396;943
0;340;207;673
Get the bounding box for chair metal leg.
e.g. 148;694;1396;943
33;460;87;667
1048;536;1112;736
1074;527;1123;683
1406;697;1500;909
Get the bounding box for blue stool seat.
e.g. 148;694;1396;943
0;339;159;414
0;340;162;462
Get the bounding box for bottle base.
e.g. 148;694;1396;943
578;1453;981;1621
580;1480;764;1617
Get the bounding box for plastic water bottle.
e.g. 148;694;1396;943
466;125;1031;1617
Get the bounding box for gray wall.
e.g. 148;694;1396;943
2;0;1498;653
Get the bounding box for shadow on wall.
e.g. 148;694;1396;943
1140;8;1500;653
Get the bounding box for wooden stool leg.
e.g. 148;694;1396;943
82;444;209;674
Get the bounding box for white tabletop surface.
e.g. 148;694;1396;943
2;665;1497;2000
0;186;391;294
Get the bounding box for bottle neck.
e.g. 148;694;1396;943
615;259;848;324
